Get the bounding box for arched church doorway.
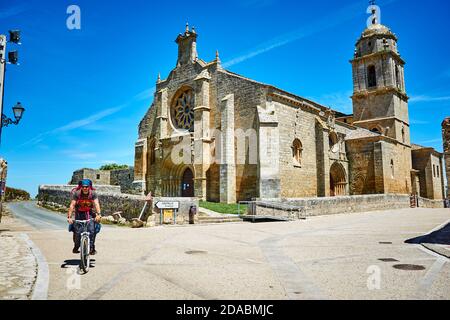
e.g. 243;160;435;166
181;168;194;197
330;162;347;197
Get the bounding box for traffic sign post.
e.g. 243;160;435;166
155;201;180;225
155;201;180;210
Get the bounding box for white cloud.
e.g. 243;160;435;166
417;139;442;145
410;119;429;125
53;105;126;133
133;87;155;102
223;0;400;68
410;95;450;103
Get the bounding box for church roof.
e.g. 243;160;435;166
356;23;397;46
363;23;395;37
345;127;380;141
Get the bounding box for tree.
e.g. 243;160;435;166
99;164;129;171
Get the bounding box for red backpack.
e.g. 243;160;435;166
71;180;96;214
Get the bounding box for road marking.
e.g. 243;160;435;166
259;235;327;300
415;258;447;299
141;267;211;300
85;238;171;300
24;234;49;300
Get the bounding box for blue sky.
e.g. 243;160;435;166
1;0;449;197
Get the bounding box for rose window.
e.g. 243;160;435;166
172;89;195;131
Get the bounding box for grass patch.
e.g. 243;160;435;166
199;201;247;215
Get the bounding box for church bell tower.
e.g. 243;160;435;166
175;23;198;67
351;4;410;146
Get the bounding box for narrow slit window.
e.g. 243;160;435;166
368;65;377;88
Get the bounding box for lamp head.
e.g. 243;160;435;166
12;102;25;121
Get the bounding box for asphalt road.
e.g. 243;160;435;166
5;201;450;300
7;201;68;230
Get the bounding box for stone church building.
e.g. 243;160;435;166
133;11;445;203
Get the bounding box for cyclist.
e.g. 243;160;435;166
67;179;102;255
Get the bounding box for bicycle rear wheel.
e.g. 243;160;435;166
80;236;90;273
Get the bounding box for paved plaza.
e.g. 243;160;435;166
2;202;450;300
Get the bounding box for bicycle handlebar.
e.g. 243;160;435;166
74;219;95;224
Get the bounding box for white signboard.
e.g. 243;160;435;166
155;201;179;210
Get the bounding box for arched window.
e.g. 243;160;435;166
368;65;377;88
401;127;405;143
395;65;401;89
370;126;382;135
149;140;156;165
433;165;436;178
292;139;303;166
329;132;338;150
437;165;440;178
390;160;395;178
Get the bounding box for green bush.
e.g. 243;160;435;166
4;187;31;202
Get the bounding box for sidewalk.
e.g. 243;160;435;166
0;214;38;300
198;207;239;218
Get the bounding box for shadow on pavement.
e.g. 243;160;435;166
405;223;450;245
61;259;96;268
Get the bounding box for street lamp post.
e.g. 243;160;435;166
0;30;23;146
2;102;25;128
0;30;23;223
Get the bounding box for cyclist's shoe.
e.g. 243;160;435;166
72;246;80;254
90;248;97;255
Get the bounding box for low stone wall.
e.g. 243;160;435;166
418;197;446;209
37;185;199;225
251;194;445;219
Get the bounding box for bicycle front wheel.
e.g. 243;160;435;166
80;236;90;273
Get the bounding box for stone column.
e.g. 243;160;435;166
193;72;211;201
257;104;280;199
374;141;386;194
442;118;450;198
315;120;331;197
220;94;236;204
154;89;168;197
157;89;169;139
132;138;147;194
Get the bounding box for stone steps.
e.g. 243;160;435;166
197;216;243;224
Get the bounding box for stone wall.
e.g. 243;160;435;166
442;118;450;198
110;168;135;193
250;194;445;219
70;169;111;186
37;185;198;225
412;148;445;200
418;197;446;209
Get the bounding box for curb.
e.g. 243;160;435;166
422;243;450;260
24;234;49;300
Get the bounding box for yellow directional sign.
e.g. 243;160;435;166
163;209;173;224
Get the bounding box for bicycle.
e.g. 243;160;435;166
75;219;94;273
